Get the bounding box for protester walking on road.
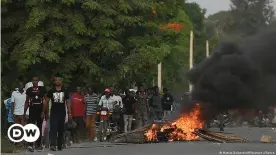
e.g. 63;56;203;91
84;86;98;141
43;74;72;151
162;88;174;119
136;86;149;128
11;82;26;125
25;76;47;152
71;86;85;142
149;86;163;121
122;90;136;132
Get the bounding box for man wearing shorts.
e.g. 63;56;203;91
84;86;98;141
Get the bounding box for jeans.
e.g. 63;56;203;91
72;116;85;141
28;107;43;148
42;119;50;147
151;109;163;121
50;115;65;148
136;111;148;128
123;114;133;132
163;110;172;119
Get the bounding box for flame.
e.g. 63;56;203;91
144;104;204;142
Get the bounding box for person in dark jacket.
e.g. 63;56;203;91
149;86;163;121
136;86;149;128
162;88;174;119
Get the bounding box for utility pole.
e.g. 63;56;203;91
158;63;162;91
189;30;194;92
206;40;210;57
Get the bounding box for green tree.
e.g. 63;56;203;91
1;0;192;95
228;0;275;36
204;11;232;51
162;8;193;91
183;2;207;64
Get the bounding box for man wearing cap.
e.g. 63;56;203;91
98;88;115;140
43;74;72;151
98;88;115;111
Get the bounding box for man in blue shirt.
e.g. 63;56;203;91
4;98;14;127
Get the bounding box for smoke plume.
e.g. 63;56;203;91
187;27;276;116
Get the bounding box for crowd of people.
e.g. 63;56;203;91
3;74;174;152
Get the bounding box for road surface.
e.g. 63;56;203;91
15;127;276;155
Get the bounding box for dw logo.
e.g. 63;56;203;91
8;124;40;143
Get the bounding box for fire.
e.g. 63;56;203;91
145;104;204;142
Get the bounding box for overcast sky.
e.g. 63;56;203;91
189;0;276;16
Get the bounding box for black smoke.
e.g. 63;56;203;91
187;27;276;117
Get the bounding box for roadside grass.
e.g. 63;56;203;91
1;136;23;153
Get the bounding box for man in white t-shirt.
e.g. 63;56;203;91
112;93;123;109
11;82;26;125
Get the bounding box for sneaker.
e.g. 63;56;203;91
103;137;107;141
28;146;34;152
50;146;57;151
94;137;98;142
36;146;43;152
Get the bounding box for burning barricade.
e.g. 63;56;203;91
110;104;248;143
145;104;203;142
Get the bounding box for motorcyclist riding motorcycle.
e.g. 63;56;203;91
97;88;119;141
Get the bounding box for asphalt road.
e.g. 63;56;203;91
16;127;276;155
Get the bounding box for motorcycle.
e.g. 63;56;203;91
96;107;119;142
254;115;271;127
209;114;236;128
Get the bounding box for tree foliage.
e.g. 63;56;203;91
205;0;275;53
1;0;193;96
183;2;207;64
227;0;275;36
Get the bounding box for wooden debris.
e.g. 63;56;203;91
193;129;249;143
110;123;248;143
110;124;153;143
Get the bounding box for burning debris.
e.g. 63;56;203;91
110;104;248;143
145;104;204;142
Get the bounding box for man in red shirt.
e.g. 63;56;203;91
71;86;85;142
